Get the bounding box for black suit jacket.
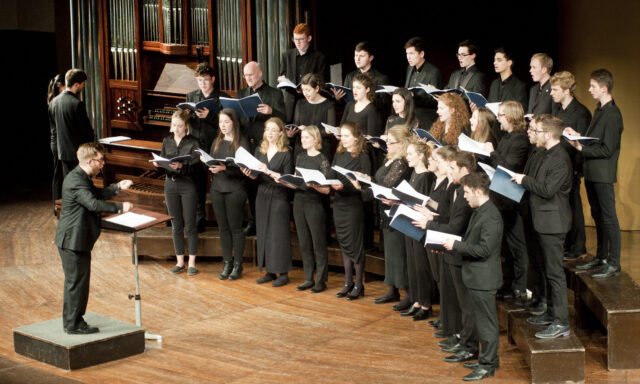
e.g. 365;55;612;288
581;100;623;183
446;65;486;95
186;88;230;151
236;83;285;144
48;90;94;161
521;143;572;234
527;80;553;114
553;97;592;175
404;62;443;109
453;200;504;291
55;167;122;252
488;74;528;108
427;184;473;266
280;48;328;122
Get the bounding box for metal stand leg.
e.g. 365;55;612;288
132;232;162;342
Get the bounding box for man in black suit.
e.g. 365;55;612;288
447;40;486;95
48;69;95;178
513;114;572;339
55;143;133;334
567;69;624;278
404;36;442;129
237;61;285;236
487;47;528;108
550;71;592;260
278;23;327;122
186;63;230;232
527;53;554;115
443;172;503;381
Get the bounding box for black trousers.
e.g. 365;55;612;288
469;288;500;369
51;145;63;204
522;208;546;302
448;263;475;354
565;175;586;255
211;189;247;263
585;181;621;267
538;232;569;325
58;247;91;330
406;237;433;306
165;177;198;255
293;198;328;283
500;209;528;293
440;256;462;336
192;166;207;224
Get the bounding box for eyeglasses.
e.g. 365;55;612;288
456;53;471;58
527;128;547;133
387;141;400;145
497;113;505;117
91;157;105;164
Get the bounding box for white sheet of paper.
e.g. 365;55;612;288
497;165;517;177
485;102;501;116
478;162;496;180
277;77;297;89
234;146;266;172
393;179;430;204
562;132;598;141
393;203;426;221
425;230;462;246
105;212;156;228
375;85;399;94
458;133;491;157
321;122;341;136
99;136;131;144
369;181;398;200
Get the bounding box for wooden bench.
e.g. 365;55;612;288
574;271;640;369
509;311;585;383
496;299;525;334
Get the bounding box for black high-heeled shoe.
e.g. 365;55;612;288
336;283;354;298
347;285;365;300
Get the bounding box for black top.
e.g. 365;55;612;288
489;130;529;173
280;48;328;122
160;134;199;178
385;115;419;132
409;170;433;195
553;97;592;174
343;67;391;114
294;151;332;202
447;65;487;95
488;74;528;108
236;82;285;144
581;99;624;183
374;158;410;188
210;137;249;193
427;183;473;265
186;88;230;151
527;79;554;114
404;62;443;109
48;90;94;161
331;151;372;200
428;176;452;224
293;98;337;136
340;102;383;137
255;148;294;192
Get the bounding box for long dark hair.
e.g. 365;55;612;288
391;88;418;129
213;108;242;153
47;74;64;105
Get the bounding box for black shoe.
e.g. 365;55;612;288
336;283;354;298
564;251;586;261
463;367;495;381
591;263;621;278
433;330;448;338
400;306;420;317
529;301;548;316
444;350;477;363
374;292;400;304
392;300;411;311
535;322;571;339
526;313;554;326
310;283;326;293
272;274;289;287
219;261;233;280
438;335;459;348
296;280;315;291
256;273;277;284
244;222;256;236
197;219;206;233
428;317;441;327
441;342;463;353
412;308;432;321
575;257;605;270
347;285;365;300
498;289;526;300
228;262;243;280
65;322;99;335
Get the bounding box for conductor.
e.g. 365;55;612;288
54;142;133;334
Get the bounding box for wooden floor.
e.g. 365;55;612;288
2;187;640;383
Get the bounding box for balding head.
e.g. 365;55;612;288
243;61;263;89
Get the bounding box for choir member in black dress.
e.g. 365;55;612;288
242;118;294;287
354;126;412;308
429;93;470;146
154;110;200;275
289;73;336;162
550;71;592;260
527;53;554;115
204;109;249;280
331;123;371;300
291;126;331;293
484;101;531;304
47;73;66;209
401;141;435;320
340;72;384;137
385;88;420;132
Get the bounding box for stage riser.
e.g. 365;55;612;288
496;300;526;334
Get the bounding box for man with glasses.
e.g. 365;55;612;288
512;115;572;339
55;142;133;334
278;23;327;122
446;40;486;95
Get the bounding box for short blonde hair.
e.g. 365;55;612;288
531;53;553;73
77;142;105;163
170;109;191;135
550;71;576;95
301;125;322;150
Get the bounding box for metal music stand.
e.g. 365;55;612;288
102;208;173;342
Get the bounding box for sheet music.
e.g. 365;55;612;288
425;230;462;246
376;85;399;94
277;77;297;89
478;162;496;180
458;133;491;157
393;179;430;205
295;167;342;185
105;212;156;228
195;148;214;163
234;146;266;172
99;136;131;144
392;203;426;221
321;122;341;136
369;181;398;200
485;102;501;116
331;165;371;184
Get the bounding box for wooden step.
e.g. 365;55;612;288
496;299;526;334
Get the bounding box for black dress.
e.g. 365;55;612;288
332;151;371;264
404;170;435;306
426;176;452;285
385;115;419;133
374;158;411;288
340;102;384;137
255;148;293;274
293;98;336;162
293;152;331;283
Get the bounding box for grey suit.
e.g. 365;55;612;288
55;166;122;330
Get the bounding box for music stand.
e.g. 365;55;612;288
102;208;173;342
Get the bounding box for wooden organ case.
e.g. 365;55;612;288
98;0;252;210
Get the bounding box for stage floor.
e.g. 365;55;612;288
1;189;639;383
